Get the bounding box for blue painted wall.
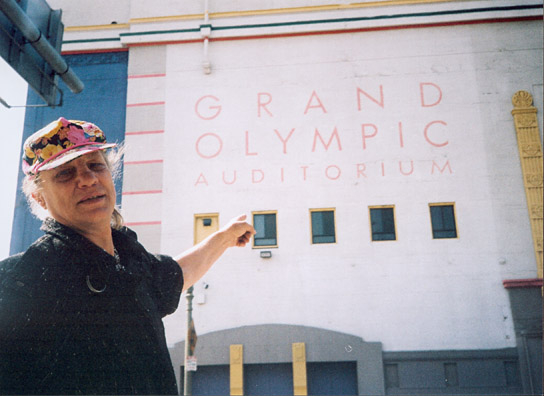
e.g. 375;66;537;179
307;361;358;395
9;51;128;255
181;365;230;395
245;363;293;396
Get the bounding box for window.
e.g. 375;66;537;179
253;211;277;247
369;206;396;241
429;203;458;239
310;209;336;244
194;213;219;245
384;364;400;388
444;363;459;387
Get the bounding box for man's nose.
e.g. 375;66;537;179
76;167;98;187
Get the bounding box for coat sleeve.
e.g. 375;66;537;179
118;226;184;318
147;254;184;317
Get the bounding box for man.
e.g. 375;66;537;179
0;117;255;394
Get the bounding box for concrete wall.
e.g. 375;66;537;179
159;20;542;353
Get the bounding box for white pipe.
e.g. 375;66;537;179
202;0;211;74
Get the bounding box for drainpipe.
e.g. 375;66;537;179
183;286;194;396
201;0;211;74
521;331;535;395
0;0;84;94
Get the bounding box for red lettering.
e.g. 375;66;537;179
357;85;384;110
398;122;404;148
222;170;237;185
424;120;448;147
257;92;273;117
194;173;208;186
399;160;414;175
431;160;452;174
245;130;258;156
252;169;264;183
304;91;327;114
312;127;342;152
301;165;309;181
195;95;222;120
274;128;296;154
357;163;367;178
361;124;378;150
325;165;341;180
420;82;443;107
195;133;223;159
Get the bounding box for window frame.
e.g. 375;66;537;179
368;205;397;242
429;202;459;239
309;208;337;245
194;213;219;245
252;210;278;248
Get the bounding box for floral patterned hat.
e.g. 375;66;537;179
22;117;116;176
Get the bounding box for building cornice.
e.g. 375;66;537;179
58;1;543;52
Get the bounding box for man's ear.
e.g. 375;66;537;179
31;192;47;209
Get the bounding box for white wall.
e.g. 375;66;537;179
160;21;542;351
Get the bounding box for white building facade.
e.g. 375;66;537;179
10;1;543;394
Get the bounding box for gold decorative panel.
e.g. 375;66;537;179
230;344;244;395
292;342;308;395
511;90;543;278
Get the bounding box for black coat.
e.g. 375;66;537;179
0;219;183;395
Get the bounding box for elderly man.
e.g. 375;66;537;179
0;117;255;395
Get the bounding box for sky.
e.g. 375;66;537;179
0;58;27;258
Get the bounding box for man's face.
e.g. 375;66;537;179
34;151;116;233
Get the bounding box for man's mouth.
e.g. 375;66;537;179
78;194;106;204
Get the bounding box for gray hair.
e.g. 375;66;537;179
22;146;125;230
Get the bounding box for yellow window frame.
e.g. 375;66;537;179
429;202;459;239
193;213;219;245
368;205;397;242
252;210;278;249
309;208;337;245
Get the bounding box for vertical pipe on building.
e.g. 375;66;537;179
521;332;535;395
183;286;194;396
202;0;211;74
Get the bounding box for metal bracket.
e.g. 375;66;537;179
0;88;63;108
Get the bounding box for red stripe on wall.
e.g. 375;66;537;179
62;48;129;55
124;159;163;165
124;221;162;226
126;101;165;107
125;130;165;136
128;73;166;79
503;278;543;289
122;190;163;195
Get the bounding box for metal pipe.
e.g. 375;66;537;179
183;286;194;396
0;0;84;94
202;0;211;74
521;332;535;395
